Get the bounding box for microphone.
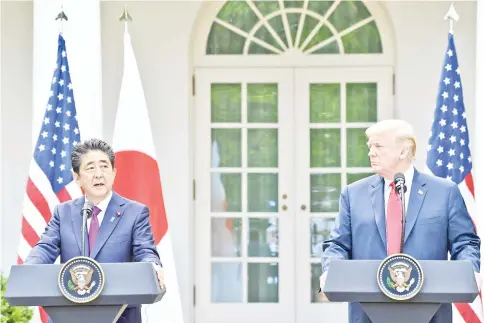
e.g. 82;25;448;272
394;172;407;195
393;173;406;253
81;200;94;257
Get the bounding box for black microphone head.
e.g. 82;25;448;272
393;173;407;193
394;172;405;182
81;200;94;218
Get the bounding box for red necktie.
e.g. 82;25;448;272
386;182;403;255
88;206;101;255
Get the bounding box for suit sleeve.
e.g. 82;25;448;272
24;205;61;264
132;206;162;267
447;184;481;272
320;185;352;274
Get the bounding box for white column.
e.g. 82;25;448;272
473;9;484;323
32;0;103;145
0;0;3;271
475;0;484;242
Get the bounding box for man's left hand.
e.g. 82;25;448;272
475;272;482;292
153;264;165;289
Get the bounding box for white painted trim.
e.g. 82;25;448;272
192;1;395;68
0;0;3;272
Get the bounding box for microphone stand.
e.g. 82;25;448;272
82;211;87;257
81;201;93;257
398;185;406;254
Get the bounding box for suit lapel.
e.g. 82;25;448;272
72;196;88;256
404;170;427;242
90;192;127;259
370;176;386;248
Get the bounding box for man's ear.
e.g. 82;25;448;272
400;147;409;160
72;170;80;185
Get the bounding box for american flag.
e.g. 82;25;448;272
426;32;483;323
17;34;83;323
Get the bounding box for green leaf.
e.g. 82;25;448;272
386;276;395;289
68;280;75;290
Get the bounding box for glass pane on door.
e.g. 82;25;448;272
211;82;281;303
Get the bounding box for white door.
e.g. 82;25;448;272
194;68;296;323
294;67;393;323
194;67;393;323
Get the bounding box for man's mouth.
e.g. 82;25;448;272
94;183;104;187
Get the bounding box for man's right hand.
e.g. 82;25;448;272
319;272;328;295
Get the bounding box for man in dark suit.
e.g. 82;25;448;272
319;119;481;323
24;138;164;323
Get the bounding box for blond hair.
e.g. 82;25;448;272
365;119;417;159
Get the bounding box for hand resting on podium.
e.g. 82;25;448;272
319;271;327;298
153;263;165;290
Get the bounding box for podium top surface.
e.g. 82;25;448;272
324;259;478;303
5;262;165;306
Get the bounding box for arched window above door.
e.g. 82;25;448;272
206;0;383;55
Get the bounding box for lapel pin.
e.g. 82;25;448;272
110;216;115;223
116;211;121;217
418;189;423;195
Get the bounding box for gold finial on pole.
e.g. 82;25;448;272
119;4;132;22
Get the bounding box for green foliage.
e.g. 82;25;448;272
1;273;34;323
68;280;75;291
386;276;395;289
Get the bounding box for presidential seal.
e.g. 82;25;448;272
377;253;424;301
58;256;105;303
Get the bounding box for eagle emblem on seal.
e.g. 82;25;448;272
377;254;424;301
387;261;416;293
58;256;105;303
68;264;97;295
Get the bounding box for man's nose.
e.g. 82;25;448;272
94;167;103;177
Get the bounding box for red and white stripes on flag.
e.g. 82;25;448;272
454;175;484;323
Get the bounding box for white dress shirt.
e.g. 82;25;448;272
87;190;113;233
383;166;414;217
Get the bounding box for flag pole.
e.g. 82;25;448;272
444;2;459;34
55;6;68;35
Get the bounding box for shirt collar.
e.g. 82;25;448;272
384;165;415;188
86;190;113;212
